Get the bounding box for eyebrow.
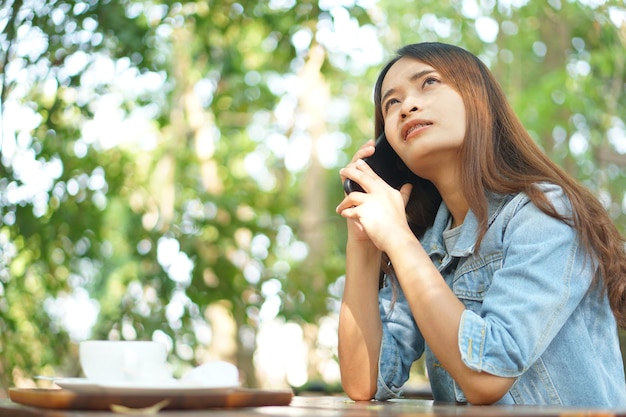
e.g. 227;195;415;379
381;69;437;106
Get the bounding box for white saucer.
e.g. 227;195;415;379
54;378;239;395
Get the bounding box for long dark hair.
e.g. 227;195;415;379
374;42;626;327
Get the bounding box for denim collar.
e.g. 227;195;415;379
421;192;514;258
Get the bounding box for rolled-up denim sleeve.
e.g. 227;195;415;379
376;275;425;400
457;190;594;377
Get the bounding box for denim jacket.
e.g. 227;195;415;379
376;183;626;406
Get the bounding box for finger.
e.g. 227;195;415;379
339;162;366;186
354;158;375;175
339;162;358;184
351;147;375;163
336;189;367;213
337;205;354;219
337;201;361;219
351;140;376;163
399;183;413;207
340;139;377;186
359;138;375;150
340;161;377;194
340;152;372;183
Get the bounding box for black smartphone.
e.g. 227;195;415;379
343;133;410;194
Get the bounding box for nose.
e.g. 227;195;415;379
401;99;419;119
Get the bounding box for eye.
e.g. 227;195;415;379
423;77;439;87
384;98;400;113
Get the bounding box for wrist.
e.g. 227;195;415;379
347;237;381;257
379;223;415;255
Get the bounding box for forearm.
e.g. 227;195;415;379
388;231;515;404
338;239;382;400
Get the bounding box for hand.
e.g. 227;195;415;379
337;158;413;252
338;140;376;244
339;139;376;189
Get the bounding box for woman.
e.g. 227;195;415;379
336;42;626;406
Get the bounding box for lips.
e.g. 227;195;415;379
402;119;433;141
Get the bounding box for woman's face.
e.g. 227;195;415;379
380;56;466;182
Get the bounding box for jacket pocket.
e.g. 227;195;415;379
508;358;561;405
453;252;502;313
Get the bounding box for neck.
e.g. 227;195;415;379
433;178;469;228
444;193;469;228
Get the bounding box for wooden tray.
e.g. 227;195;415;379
8;387;293;410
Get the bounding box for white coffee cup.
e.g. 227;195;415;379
79;340;171;383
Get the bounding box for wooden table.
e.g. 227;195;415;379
1;394;625;417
